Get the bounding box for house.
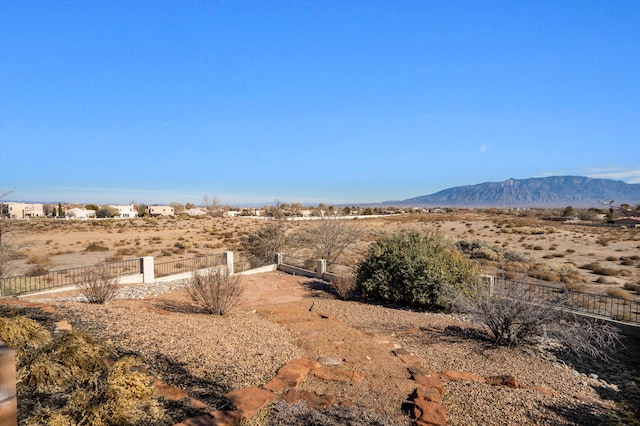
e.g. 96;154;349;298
66;208;96;220
111;204;138;218
184;208;207;216
148;205;175;217
223;210;240;218
1;202;44;218
614;217;640;228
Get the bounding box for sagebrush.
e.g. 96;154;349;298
76;265;120;304
187;266;243;315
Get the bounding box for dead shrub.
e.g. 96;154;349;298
331;274;357;300
76;266;120;304
0;316;51;351
187;266;243;315
451;278;621;359
85;242;109;252
606;288;631;300
623;283;640;294
19;331;112;393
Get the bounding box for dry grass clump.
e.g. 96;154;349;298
85;242;110;252
63;357;165;426
19;331;113;393
606;288;632;300
581;262;621;277
24;356;164;426
623;282;640;294
0;315;51;351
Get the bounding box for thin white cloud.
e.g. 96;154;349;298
479;143;488;153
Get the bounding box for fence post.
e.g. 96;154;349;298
316;259;326;279
140;256;155;283
0;341;17;426
223;251;234;275
274;253;283;266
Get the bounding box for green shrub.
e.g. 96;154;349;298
356;228;480;309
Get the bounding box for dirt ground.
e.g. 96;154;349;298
4;211;640;300
19;271;640;425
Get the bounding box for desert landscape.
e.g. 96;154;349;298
1;210;640;425
4;210;640;300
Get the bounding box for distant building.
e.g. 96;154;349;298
148;205;175;217
1;202;44;218
66;208;96;220
184;208;207;216
223;210;240;217
111;204;138;218
614;217;640;228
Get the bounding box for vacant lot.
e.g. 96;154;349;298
4;211;640;300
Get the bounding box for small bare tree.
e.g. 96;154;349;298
451;276;621;360
76;265;120;304
187;266;243;315
241;220;288;266
306;217;362;266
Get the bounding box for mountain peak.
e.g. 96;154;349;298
389;176;640;208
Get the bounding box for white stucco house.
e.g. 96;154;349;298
111;204;138;218
66;208;96;219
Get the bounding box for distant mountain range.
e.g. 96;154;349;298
386;176;640;208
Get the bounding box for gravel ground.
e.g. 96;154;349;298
28;275;639;425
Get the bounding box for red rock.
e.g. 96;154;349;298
280;388;337;410
413;375;443;395
485;375;519;388
413;399;447;426
416;386;442;404
393;348;422;366
439;370;486;383
152;379;189;401
264;358;320;392
176;411;241;426
225;386;276;419
523;385;556;397
189;398;209;409
311;367;363;383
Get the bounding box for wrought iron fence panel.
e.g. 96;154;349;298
154;254;225;278
0;258;140;296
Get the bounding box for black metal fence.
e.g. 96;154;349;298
0;258;140;296
154;254;225;278
496;280;640;325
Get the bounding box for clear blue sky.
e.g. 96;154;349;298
1;0;638;206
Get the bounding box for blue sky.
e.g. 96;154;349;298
1;0;638;206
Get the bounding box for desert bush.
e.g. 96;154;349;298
0;316;51;352
356;228;480;309
85;242;109;252
187;266;243;315
331;273;357;300
606;287;631;299
18;331;112;393
451;279;621;359
241;221;288;266
76;266;120;304
582;262;621;277
623;282;640;294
